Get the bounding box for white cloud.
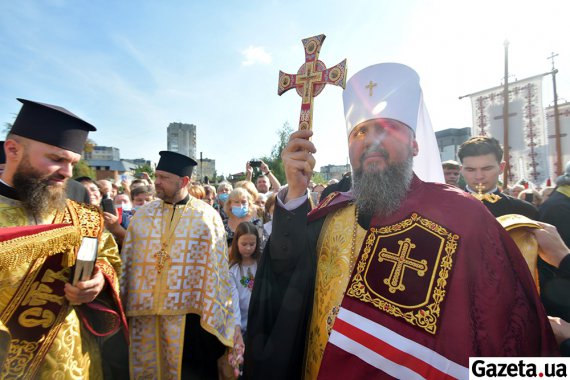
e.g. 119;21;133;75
241;46;271;66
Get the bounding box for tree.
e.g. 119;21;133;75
260;121;293;185
3;122;12;138
311;171;327;184
134;163;155;179
84;138;96;155
73;159;96;179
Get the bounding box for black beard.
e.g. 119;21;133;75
12;162;67;220
352;154;414;218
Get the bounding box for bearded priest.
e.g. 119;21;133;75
245;63;558;380
0;98;128;379
121;150;242;379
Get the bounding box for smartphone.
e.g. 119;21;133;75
101;198;116;215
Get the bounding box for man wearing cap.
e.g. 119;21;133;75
0;99;128;379
121;150;241;379
441;159;461;187
246;63;557;379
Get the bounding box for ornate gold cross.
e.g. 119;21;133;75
378;238;427;293
475;183;485;194
366;80;377;96
154;245;170;274
278;34;347;131
471;183;501;203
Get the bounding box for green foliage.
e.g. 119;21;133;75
134;163;155;179
84;138;96;154
259;121;293;185
311;171;327;184
73;159;96;179
2;122;12;138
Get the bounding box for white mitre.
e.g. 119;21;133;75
342;63;444;183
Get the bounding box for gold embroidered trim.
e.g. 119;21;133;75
347;213;459;335
0;226;80;273
53;200;104;240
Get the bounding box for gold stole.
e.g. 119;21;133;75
304;204;366;380
154;201;191;274
557;185;570;198
0;201;103;379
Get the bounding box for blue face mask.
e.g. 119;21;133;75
219;193;229;202
231;205;249;218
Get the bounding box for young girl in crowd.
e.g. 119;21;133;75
229;221;261;337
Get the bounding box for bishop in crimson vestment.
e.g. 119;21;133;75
246;177;558;379
245;62;558;379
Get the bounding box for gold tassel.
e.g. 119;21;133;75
0;225;81;272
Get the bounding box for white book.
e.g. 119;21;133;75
72;237;98;286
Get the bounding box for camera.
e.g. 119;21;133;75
101;195;117;215
249;160;262;168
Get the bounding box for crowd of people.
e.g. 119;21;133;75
0;61;569;380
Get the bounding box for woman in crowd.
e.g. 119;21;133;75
217;182;233;220
262;193;277;242
131;185;155;212
203;184;217;207
188;182;205;200
223;187;264;249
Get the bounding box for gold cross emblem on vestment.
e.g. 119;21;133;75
366;80;377;96
154;245;170;274
378;238;427;293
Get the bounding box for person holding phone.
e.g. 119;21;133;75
245;159;281;195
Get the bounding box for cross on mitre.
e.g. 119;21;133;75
366;80;377;96
278;34;347;131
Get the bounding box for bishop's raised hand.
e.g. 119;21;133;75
281;129;316;202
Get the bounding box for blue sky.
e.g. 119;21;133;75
1;0;568;176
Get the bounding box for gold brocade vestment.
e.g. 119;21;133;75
121;198;236;380
0;193;122;380
305;204;366;380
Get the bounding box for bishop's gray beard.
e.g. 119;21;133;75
12;160;67;220
352;154;414;218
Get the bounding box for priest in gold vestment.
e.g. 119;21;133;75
121;151;240;379
0;98;127;379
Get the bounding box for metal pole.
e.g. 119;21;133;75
548;51;562;177
503;40;510;187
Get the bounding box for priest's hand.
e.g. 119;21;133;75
282;129;316;202
533;222;569;268
229;326;245;378
64;266;105;304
